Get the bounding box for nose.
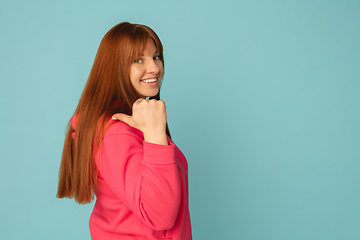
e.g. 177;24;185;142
146;59;160;74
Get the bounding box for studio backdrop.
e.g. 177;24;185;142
0;0;359;239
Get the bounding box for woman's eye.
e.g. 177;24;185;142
153;56;161;61
134;59;143;64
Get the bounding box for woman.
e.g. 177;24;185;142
57;22;192;240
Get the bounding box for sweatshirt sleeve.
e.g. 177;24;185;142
97;129;181;231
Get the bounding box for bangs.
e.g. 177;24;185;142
129;27;163;61
131;35;148;59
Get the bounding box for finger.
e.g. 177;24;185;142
134;98;146;105
158;100;166;107
112;113;132;125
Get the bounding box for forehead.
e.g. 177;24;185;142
142;38;158;55
131;36;161;59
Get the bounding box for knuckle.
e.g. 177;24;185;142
135;98;144;103
158;100;166;108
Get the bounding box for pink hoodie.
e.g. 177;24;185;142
71;116;192;240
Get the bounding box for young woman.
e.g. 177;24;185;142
57;22;192;240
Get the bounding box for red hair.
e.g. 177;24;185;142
56;22;170;204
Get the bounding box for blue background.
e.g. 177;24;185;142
1;0;359;239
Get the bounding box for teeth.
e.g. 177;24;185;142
142;78;157;83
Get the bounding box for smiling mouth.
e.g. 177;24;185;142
141;78;157;83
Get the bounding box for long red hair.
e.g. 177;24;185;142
56;22;170;204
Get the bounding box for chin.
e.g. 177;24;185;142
143;90;159;98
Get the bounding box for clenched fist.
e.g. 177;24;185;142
112;98;168;145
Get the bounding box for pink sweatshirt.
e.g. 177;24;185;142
71;117;192;240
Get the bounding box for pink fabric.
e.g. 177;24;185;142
71;117;192;240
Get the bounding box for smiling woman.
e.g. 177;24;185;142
56;22;192;240
130;38;164;98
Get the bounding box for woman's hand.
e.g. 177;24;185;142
112;98;168;145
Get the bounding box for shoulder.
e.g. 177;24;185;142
103;119;144;140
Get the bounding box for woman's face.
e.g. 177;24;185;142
130;38;164;98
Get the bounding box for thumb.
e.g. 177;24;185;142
112;113;132;125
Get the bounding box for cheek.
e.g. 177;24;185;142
130;67;141;82
158;64;164;76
